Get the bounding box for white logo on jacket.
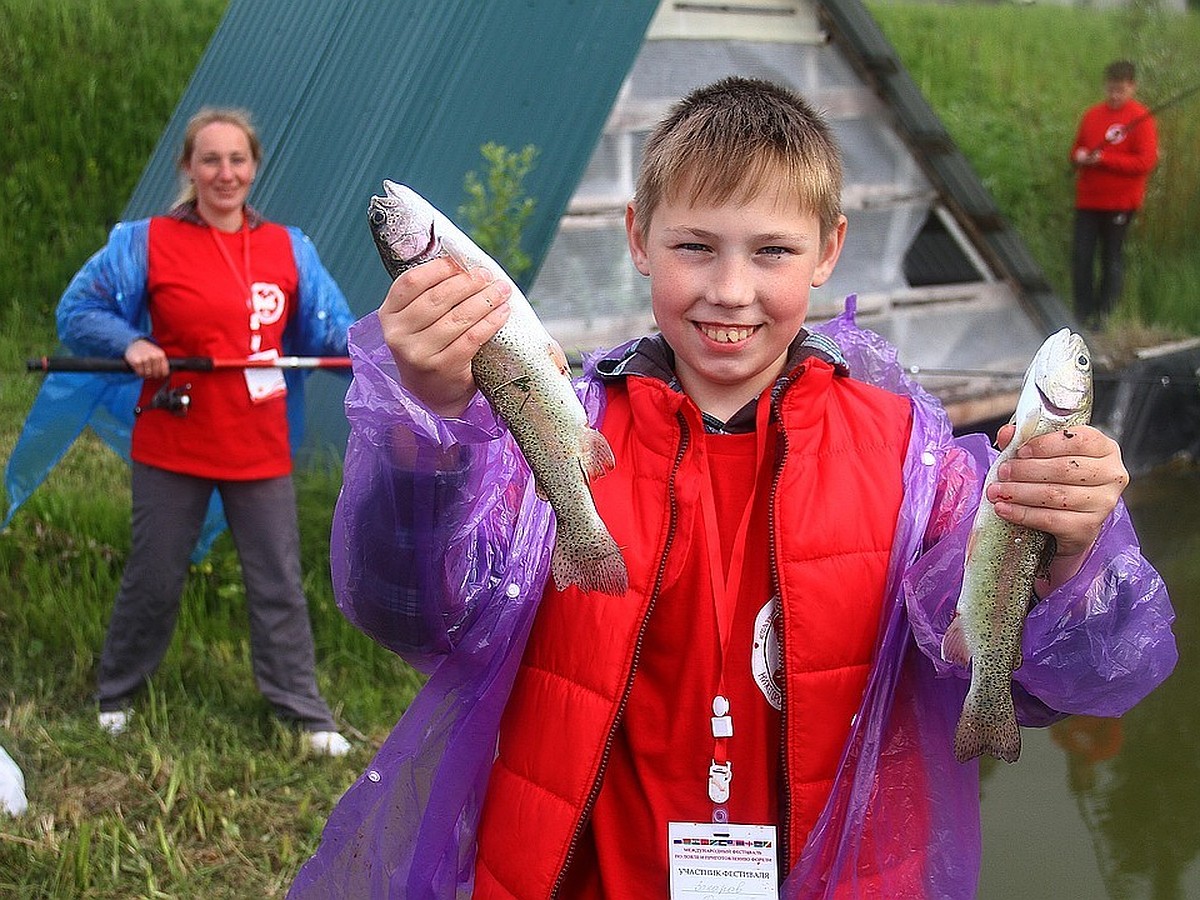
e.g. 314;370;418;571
251;282;287;326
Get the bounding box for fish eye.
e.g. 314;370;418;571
1077;354;1090;368
369;209;386;226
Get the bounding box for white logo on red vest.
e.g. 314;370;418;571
1104;123;1127;145
251;282;287;326
752;596;782;710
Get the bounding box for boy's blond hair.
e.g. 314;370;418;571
632;77;843;241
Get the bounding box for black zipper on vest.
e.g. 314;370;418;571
550;409;692;897
770;365;801;876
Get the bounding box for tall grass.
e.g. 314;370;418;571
868;0;1200;333
2;450;424;898
2;1;1199;896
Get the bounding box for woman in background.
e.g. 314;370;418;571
56;107;355;755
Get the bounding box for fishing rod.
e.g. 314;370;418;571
26;355;352;373
25;354;352;417
904;364;1200;388
1121;78;1200;129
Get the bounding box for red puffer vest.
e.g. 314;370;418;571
473;359;912;898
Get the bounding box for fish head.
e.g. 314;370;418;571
367;180;443;278
1030;328;1093;427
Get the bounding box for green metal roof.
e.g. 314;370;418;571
125;0;661;313
122;0;659;452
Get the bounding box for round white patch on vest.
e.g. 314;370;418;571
752;596;782;710
251;281;287;325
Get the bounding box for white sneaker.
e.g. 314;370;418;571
98;710;130;735
304;730;351;757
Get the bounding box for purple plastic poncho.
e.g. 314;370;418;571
290;298;1176;899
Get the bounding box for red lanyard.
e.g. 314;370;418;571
209;221;259;351
696;394;772;821
209;219;252;299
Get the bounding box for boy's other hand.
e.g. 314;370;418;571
377;256;511;417
987;423;1129;561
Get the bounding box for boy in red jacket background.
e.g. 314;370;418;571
1070;59;1159;327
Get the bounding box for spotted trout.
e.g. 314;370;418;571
941;328;1093;763
367;180;628;596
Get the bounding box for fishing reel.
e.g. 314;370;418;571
135;381;191;417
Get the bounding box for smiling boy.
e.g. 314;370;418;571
291;77;1174;899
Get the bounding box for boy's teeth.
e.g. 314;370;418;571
703;325;752;343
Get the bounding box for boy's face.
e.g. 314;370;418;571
626;183;845;419
1104;78;1136;109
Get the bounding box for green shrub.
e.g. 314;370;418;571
459;142;539;283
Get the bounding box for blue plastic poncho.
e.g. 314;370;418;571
3;216;354;558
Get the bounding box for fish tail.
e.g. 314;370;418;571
551;532;629;596
954;686;1021;763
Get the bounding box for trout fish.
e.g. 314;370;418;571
941;328;1093;763
368;180;628;596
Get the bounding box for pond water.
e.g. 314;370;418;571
976;462;1200;900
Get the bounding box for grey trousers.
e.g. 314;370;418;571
97;462;337;731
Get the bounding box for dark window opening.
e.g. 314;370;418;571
903;210;983;287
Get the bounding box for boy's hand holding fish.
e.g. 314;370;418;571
378;256;512;418
989;422;1129;587
369;181;628;595
944;327;1138;764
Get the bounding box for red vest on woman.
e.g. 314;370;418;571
473;358;912;898
136;215;297;480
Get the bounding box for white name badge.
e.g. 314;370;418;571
668;822;778;900
245;349;287;403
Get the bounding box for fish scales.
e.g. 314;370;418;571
368;181;629;596
942;328;1093;763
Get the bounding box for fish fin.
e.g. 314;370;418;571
964;527;982;561
492;375;534;413
551;533;629;596
1035;533;1057;581
954;690;1021;764
1011;635;1024;671
546;340;570;377
579;428;617;482
442;239;472;274
941;613;971;667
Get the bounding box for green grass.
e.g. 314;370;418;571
2;452;423;897
2;1;1199;896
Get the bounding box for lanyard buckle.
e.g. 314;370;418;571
707;760;732;805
